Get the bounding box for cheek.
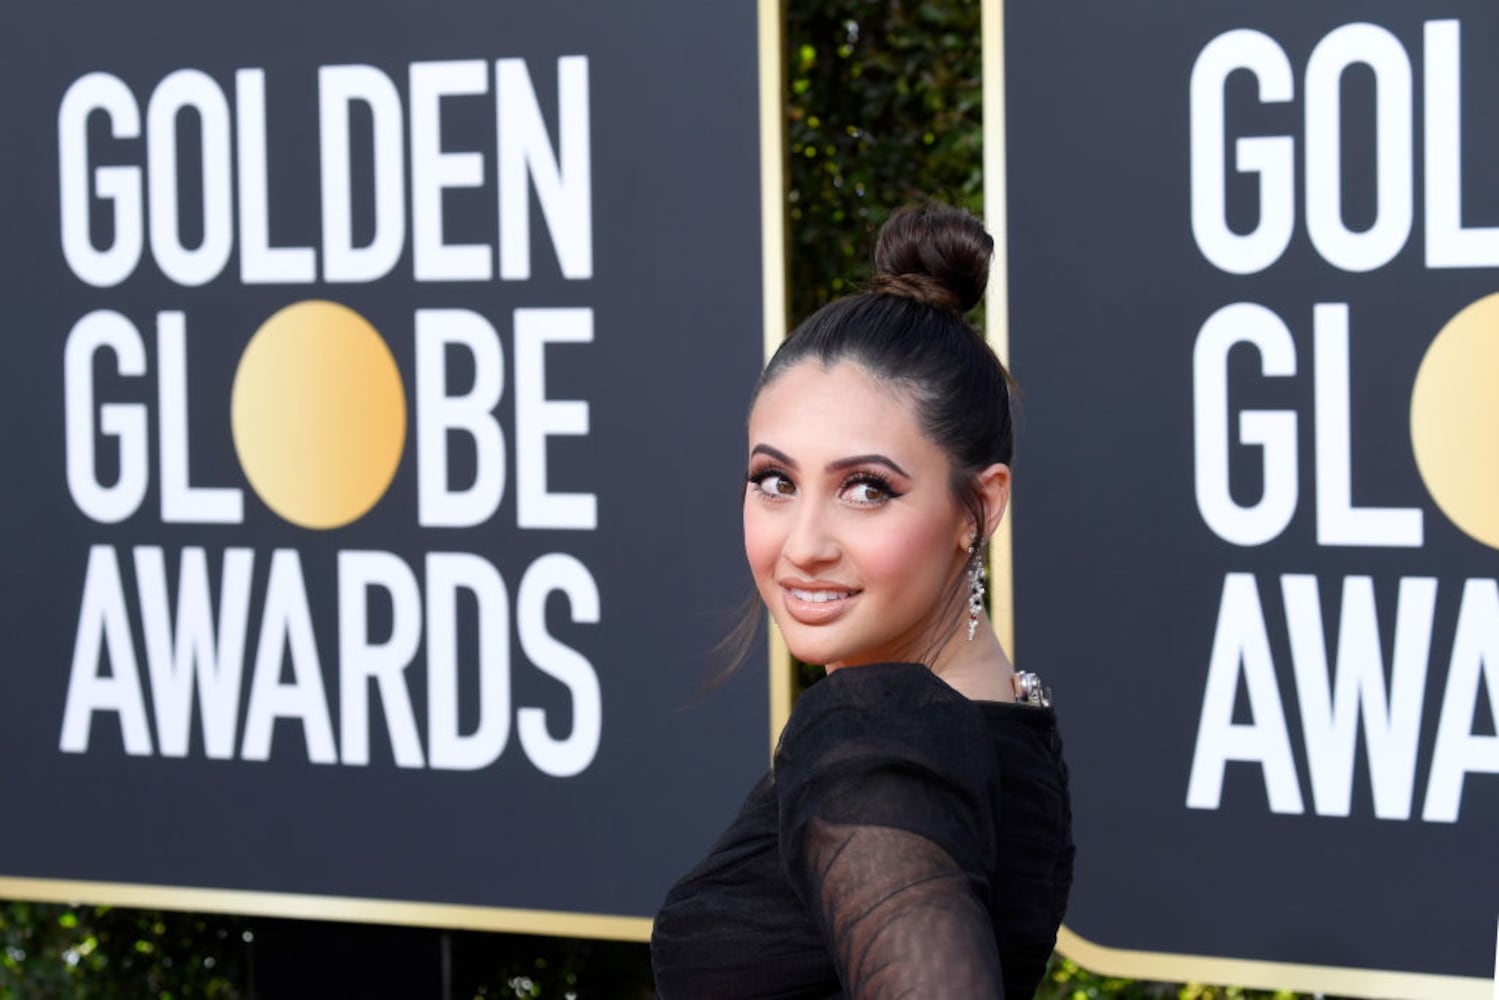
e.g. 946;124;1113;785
742;502;781;584
854;511;955;588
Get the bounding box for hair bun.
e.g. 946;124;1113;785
870;202;993;314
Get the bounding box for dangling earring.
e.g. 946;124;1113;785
966;540;986;641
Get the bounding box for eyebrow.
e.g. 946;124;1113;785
749;444;910;478
828;453;911;477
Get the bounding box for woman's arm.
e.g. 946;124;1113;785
775;665;1004;998
792;814;1001;997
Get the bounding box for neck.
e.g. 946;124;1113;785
928;614;1016;701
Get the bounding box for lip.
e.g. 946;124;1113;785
779;581;862;626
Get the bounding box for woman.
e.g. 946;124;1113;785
652;203;1074;998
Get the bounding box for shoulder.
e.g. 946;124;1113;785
773;663;996;804
773;663;999;873
779;661;990;744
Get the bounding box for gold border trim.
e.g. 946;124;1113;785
1057;927;1491;1000
0;877;649;942
982;2;1492;997
759;0;794;749
1;4;793;947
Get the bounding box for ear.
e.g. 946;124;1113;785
975;463;1011;543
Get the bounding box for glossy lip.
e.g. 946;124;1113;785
778;580;862;626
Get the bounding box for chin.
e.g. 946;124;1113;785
784;632;894;671
782;640;838;669
775;625;849;669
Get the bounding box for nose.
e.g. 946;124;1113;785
782;498;840;570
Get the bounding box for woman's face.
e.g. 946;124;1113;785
743;361;972;669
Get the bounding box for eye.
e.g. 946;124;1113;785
747;469;796;498
841;474;898;505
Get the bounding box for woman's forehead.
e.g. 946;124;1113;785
748;362;930;456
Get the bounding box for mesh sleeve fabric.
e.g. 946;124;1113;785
774;663;1003;999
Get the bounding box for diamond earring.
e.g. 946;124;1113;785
966;541;986;641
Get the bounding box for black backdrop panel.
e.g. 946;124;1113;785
1008;1;1498;984
0;1;768;924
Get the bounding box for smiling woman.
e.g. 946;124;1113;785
744;362;1003;678
652;203;1075;998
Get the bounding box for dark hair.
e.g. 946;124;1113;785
756;201;1015;537
704;202;1016;686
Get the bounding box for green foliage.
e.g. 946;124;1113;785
0;904;657;999
786;0;985;316
0;902;245;999
1035;955;1324;1000
453;935;653;999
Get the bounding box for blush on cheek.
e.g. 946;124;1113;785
856;513;953;584
742;505;782;587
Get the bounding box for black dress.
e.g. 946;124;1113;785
652;662;1074;999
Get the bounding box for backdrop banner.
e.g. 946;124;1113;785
0;1;770;933
1003;1;1497;994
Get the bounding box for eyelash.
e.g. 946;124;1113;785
745;466;794;499
744;467;904;506
842;472;902;505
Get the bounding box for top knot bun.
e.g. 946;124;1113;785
869;202;993;314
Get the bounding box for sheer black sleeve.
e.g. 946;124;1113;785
774;663;1002;999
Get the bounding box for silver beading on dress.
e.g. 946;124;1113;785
1012;671;1052;708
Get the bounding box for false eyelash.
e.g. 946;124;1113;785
745;465;796;499
745;464;791;486
841;471;905;502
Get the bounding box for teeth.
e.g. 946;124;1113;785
790;588;852;603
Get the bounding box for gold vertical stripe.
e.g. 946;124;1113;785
759;0;793;751
1491;917;1498;992
980;0;1015;660
984;2;1490;996
768;623;792;750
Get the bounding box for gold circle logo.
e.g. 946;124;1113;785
231;300;406;530
1410;291;1499;550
